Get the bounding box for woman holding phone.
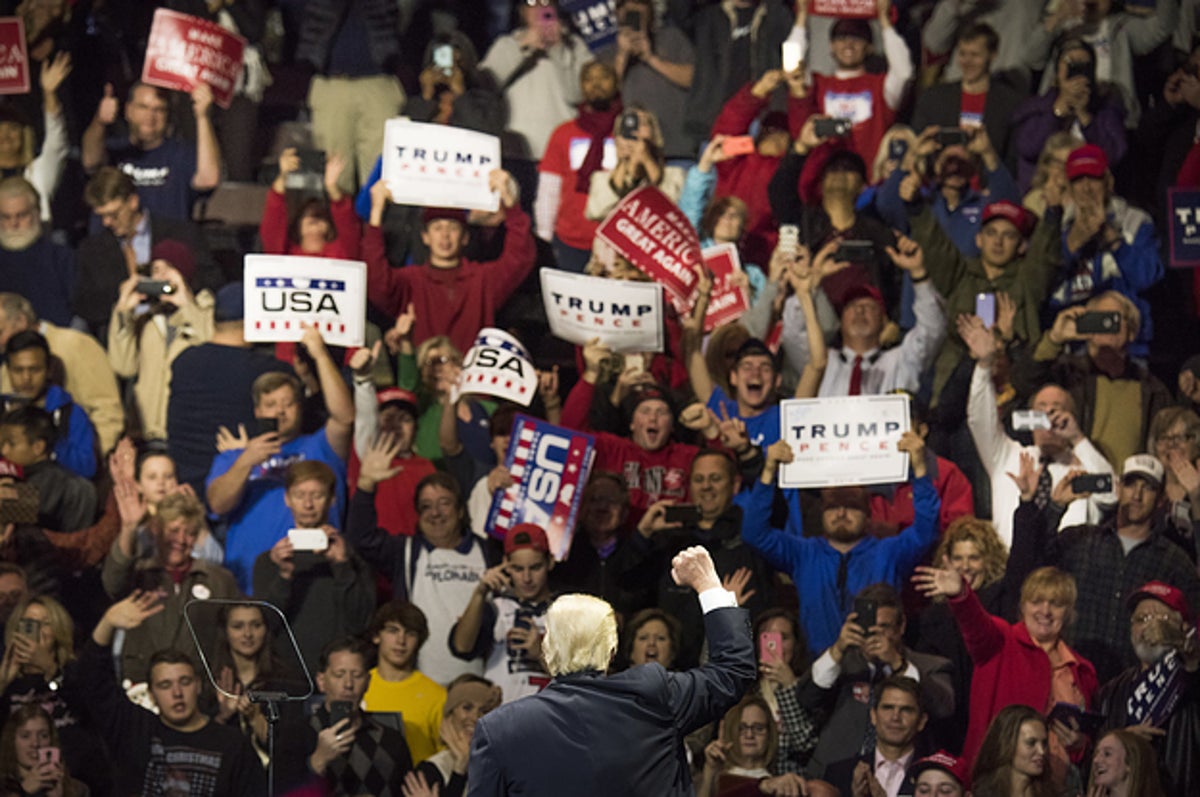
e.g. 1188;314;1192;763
0;705;87;797
0;599;108;796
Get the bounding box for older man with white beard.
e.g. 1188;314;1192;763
1093;582;1200;797
0;178;75;326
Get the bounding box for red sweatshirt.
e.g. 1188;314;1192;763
347;449;436;536
363;205;537;352
791;71;894;167
258;189;361;260
869;455;974;536
560;378;698;524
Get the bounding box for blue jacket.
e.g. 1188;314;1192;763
40;384;97;479
467;606;755;796
741;475;939;656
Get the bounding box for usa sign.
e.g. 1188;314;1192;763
487;415;597;560
540;268;665;353
595;185;702;313
458;328;539;406
243;255;367;347
141;9;246;108
0;19;29;95
382;119;501;212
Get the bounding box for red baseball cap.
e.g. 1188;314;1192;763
422;206;469;227
909;751;970;790
981;200;1035;238
1065;144;1108;180
1127;581;1192;622
376;387;419;416
504;523;550;556
837;282;886;315
0;458;24;480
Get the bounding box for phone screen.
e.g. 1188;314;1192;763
759;631;783;663
975;293;997;328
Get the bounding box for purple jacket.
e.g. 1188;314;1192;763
1012;89;1127;193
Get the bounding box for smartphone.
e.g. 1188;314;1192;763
1066;60;1094;82
619;111;640;140
833;240;875;262
778;224;799;259
296;148;326;174
620;7;644;30
38;747;59;767
722;135;756;157
1071;473;1113;494
759;631;783;663
887;137;909;162
329;700;354;728
256;417;279;436
935;127;969;147
663;504;702;525
537;6;557;36
622;355;645;376
814;118;852;139
782;41;802;73
975;292;997;328
1012;409;1052;431
137;279;176;298
17;617;40;640
433;44;454;76
1075;311;1121;335
288;527;330;552
508;608;536;657
853;598;878;633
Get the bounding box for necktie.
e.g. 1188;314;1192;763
848;355;863;396
1034;460;1053;510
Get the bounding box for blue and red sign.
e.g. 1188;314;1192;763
486;415;596;561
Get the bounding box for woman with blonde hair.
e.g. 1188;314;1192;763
1086;729;1163;797
697;695;778;797
1022;131;1083;216
585;106;685;220
914;565;1097;785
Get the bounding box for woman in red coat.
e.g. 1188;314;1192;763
913;564;1098;789
259;147;361;260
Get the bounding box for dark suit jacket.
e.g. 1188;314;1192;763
72;213;221;335
910;80;1025;170
466;605;756;796
803;648;955;779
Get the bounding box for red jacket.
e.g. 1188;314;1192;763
560;378;697;525
711;84;793;268
363;205;536;352
869;455;974;535
949;583;1098;768
790;71;894;168
258;189;361;260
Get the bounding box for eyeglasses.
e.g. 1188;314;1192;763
1158;433;1196;446
738;723;769;736
1131;613;1172;626
425;355;457;367
419;498;456;514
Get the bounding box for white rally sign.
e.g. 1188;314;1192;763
382;118;501;212
778;395;911;488
458;328;539;406
540;268;665;353
243;255;367;347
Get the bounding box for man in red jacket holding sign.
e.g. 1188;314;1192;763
364;170;536;352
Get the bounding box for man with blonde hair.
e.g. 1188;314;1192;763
467;546;755;796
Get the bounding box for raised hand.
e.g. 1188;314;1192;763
1006;450;1040;502
216;423;251;453
359;433;403;488
94;82;118;126
1050;468;1087;506
721;566;757;607
39;51;72;96
912;557;965;600
670;545;722;593
885;233;926;278
956;313;997;365
348;340;381;377
103;590;166;631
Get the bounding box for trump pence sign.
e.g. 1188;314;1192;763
540;268;665;352
243;255;367;347
382;119;501;212
778;395;911;488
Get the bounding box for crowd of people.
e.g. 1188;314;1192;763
0;0;1196;795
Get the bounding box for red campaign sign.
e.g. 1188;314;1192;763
595;185;701;312
0;19;30;96
700;244;750;332
811;0;878;19
141;9;245;109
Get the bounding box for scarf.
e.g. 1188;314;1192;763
574;100;622;193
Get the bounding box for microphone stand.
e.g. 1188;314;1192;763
247;689;289;797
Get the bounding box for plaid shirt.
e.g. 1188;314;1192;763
1019;500;1200;683
773;682;820;774
309;709;413;797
